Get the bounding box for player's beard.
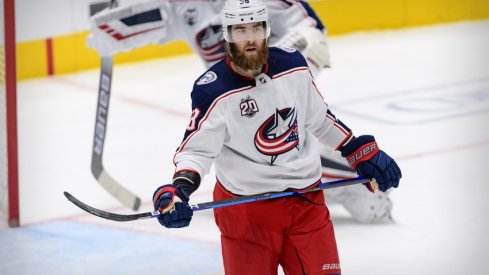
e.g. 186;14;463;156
227;40;268;72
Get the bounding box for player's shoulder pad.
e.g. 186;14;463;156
268;47;309;75
191;59;249;108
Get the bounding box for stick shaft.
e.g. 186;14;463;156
64;177;370;222
191;177;370;211
90;46;140;210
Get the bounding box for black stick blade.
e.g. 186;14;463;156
63;192;155;222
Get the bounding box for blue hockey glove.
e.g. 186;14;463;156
340;135;402;192
152;184;193;228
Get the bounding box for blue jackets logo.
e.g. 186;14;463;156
254;107;299;164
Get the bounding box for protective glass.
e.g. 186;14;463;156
226;22;268;42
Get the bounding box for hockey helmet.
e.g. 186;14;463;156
220;0;271;42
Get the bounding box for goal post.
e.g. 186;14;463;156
0;0;19;228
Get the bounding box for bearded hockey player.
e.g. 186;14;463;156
150;0;402;274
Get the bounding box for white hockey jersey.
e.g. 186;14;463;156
114;0;325;67
174;47;352;195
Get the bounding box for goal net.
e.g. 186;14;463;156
0;0;19;228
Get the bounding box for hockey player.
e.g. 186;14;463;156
89;0;330;74
151;0;402;273
88;0;394;223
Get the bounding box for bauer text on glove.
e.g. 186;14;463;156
340;135;402;192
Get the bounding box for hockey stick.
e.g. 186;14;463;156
90;0;141;211
64;177;375;222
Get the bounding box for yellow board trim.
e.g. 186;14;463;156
312;0;489;35
17;40;47;80
16;0;489;81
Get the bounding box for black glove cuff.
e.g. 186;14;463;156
172;170;201;196
339;135;376;157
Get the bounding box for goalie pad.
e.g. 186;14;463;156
87;0;169;56
272;27;330;77
325;184;393;223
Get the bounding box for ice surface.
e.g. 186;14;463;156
1;20;488;275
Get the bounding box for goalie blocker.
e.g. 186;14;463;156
87;0;331;78
88;0;169;57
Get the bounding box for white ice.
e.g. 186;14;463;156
1;20;489;275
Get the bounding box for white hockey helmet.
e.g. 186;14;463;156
220;0;271;42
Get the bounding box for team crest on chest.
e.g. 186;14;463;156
240;96;259;117
195;25;225;62
254;107;299;164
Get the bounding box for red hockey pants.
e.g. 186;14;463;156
213;182;341;275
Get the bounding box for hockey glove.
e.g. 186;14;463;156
152;184;193;228
340;135;402;192
272;27;330;77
